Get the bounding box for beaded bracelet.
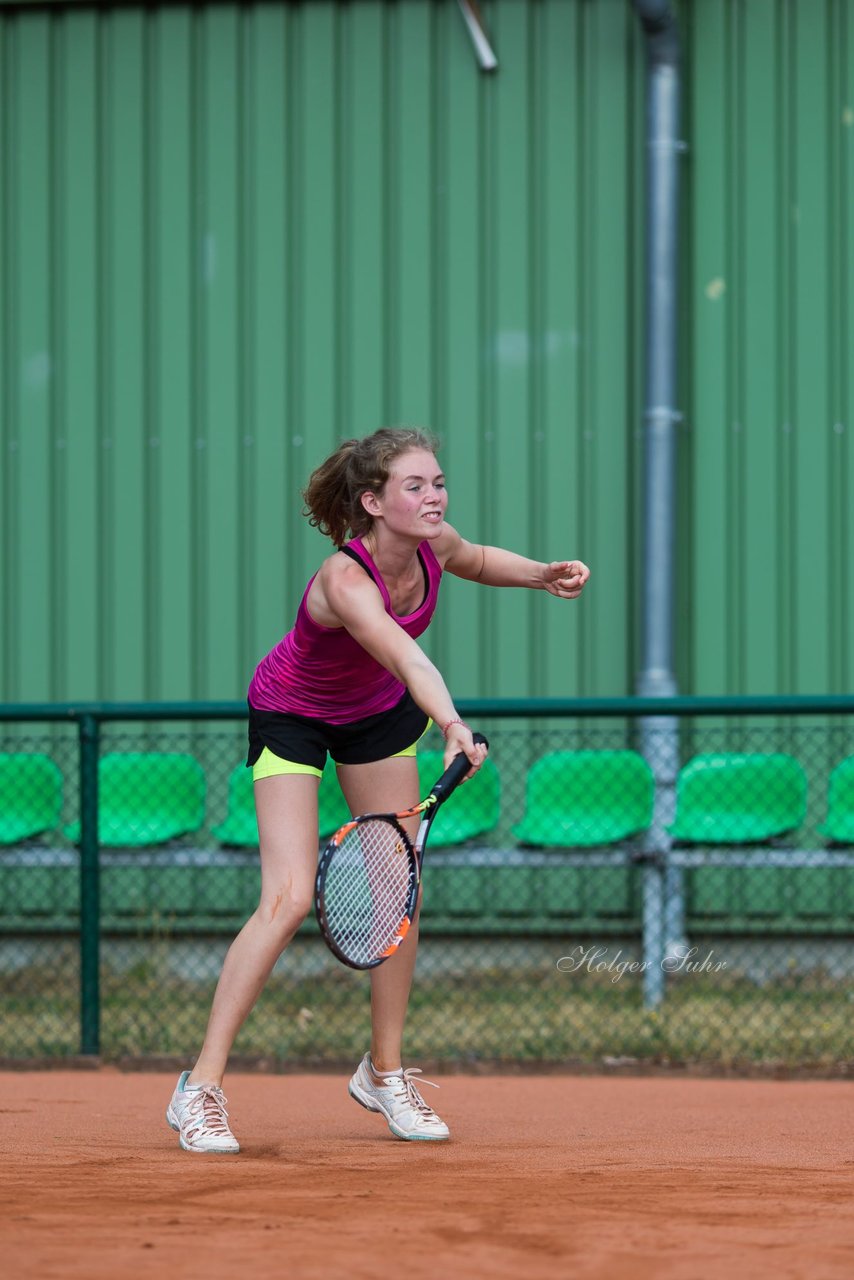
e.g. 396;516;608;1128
441;718;469;739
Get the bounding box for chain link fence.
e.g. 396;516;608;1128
2;700;853;1072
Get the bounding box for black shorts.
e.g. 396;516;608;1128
246;690;430;776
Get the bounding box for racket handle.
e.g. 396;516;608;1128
431;731;489;802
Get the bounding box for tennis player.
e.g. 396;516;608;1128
166;426;589;1152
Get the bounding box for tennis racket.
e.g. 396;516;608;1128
314;732;488;970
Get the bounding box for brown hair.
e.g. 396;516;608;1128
302;426;440;546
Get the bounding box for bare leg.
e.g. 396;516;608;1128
337;756;421;1074
188;773;320;1086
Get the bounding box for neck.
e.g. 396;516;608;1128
360;527;420;578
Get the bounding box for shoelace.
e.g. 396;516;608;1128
389;1068;441;1118
185;1084;233;1138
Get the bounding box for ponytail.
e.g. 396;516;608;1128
302;427;439;547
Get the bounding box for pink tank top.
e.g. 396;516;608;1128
247;537;443;723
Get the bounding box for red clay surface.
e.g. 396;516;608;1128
2;1071;852;1279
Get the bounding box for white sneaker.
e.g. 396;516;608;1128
166;1070;240;1154
348;1053;450;1141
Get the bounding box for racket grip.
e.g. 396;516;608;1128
431;731;489;801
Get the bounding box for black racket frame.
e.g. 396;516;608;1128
314;733;488;971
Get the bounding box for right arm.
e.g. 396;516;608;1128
311;557;485;772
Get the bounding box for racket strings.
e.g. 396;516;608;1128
323;819;417;966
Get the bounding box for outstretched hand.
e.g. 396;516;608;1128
541;560;590;600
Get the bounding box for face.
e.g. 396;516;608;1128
363;448;448;540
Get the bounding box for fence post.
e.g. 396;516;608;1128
78;713;100;1055
640;714;681;1008
642;857;666;1007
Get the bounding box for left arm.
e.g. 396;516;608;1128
436;524;590;600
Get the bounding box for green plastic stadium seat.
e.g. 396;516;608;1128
668;753;807;844
0;753;63;844
211;758;351;847
511;750;653;847
64;752;206;847
318;763;351;838
819;756;854;844
415;750;500;847
211;764;258;847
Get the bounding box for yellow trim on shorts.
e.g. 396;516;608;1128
372;716;434;762
252;746;323;781
253;717;433;780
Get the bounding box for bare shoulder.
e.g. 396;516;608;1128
309;548;382;627
432;522;465;568
434;523;484;578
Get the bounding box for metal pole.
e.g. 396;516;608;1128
78;714;100;1055
631;0;684;1005
456;0;498;73
633;2;683;693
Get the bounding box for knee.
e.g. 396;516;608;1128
258;881;314;935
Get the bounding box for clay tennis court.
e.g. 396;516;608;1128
2;1070;852;1278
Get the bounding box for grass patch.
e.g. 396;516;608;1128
2;940;853;1070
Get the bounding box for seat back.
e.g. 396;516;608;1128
416;750;500;846
211;765;258;846
511;750;654;847
318;762;351;838
0;753;63;843
95;752;205;846
669;752;807;843
820;756;854;843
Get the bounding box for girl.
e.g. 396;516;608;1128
166;427;589;1151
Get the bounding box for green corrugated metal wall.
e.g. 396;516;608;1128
1;1;852;704
689;0;854;696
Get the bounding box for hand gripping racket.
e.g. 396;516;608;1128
314;733;488;970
